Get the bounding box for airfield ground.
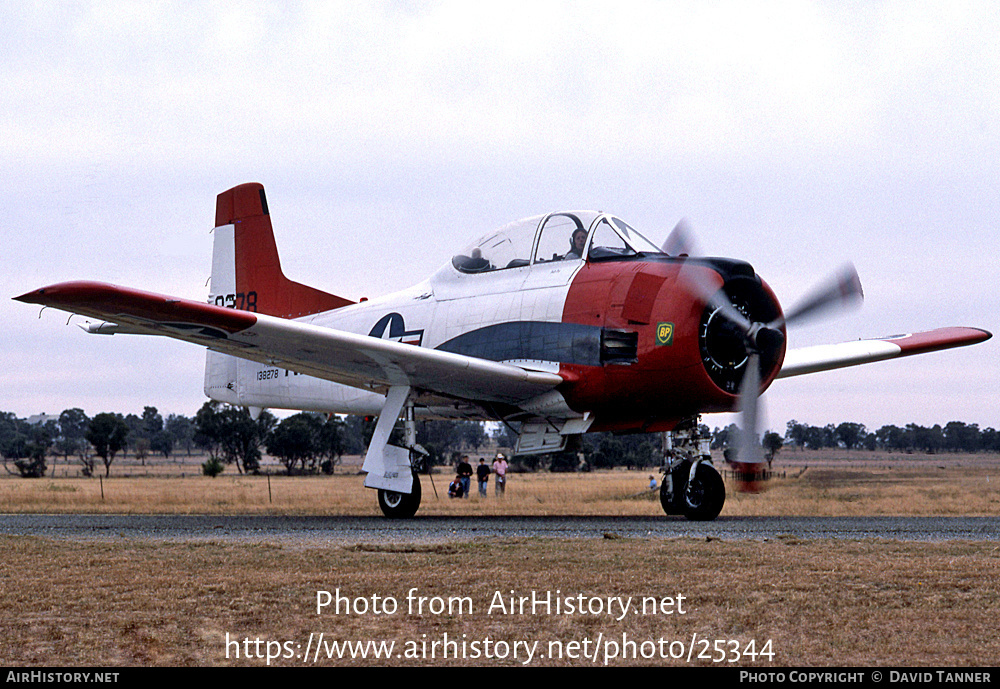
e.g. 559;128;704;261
2;451;998;667
3;449;999;517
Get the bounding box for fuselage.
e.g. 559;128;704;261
209;210;785;434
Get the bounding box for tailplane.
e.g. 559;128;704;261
211;183;353;318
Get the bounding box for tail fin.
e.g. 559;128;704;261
210;183;353;318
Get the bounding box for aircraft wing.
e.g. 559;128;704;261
14;281;563;404
777;327;991;379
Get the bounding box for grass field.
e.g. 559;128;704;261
2;450;999;667
4;450;999;517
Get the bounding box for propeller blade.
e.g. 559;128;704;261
662;218;697;256
731;351;770;493
773;263;863;329
735;352;765;466
667;218;758;338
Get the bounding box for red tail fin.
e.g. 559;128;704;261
214;183;353;318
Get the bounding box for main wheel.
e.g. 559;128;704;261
682;463;725;521
377;473;421;519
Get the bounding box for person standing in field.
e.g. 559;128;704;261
492;452;508;495
456;455;473;498
477;457;491;497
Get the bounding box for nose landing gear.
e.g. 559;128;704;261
659;419;726;521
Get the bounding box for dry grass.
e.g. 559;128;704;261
1;536;998;667
3;451;999;667
3;451;1000;517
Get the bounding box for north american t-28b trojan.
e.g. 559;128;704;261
16;183;991;519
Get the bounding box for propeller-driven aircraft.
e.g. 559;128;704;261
16;183;991;519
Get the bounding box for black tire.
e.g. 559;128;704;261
682;463;725;521
377;473;421;519
659;463;684;516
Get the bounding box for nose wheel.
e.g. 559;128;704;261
680;462;725;521
659;421;725;521
660;459;725;521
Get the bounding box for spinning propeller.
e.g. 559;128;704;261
664;220;864;490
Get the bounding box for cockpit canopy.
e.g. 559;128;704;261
451;211;664;274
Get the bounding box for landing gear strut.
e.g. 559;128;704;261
659;418;726;521
363;386;428;518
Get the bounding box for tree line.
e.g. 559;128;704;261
2;404;997;479
0;403;488;479
777;420;999;454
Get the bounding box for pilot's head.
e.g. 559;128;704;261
570;229;587;253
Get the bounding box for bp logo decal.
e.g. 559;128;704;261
655;322;674;346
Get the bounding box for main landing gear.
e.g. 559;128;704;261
378;472;422;519
659;419;726;521
365;386;427;519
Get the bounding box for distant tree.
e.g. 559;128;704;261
416;420;487;469
785;420;808;449
86;413;129;477
133;437;151;465
56;408;90;464
944;421;980;453
907;424;943;454
14;426;52;478
194;402;224;460
762;431;783;461
712;424;740;450
125;406;164;465
14;444;48;477
800;424;835;450
141;406;164;438
0;415;55;478
150;431;174;459
982;428;1000;453
835;422;867;450
578;432;661;471
318;415;347;474
876;425;907;451
0;412;28;464
587;435;623;470
165;414;195;456
340;415;378;455
193;401;274;473
862;432;877;451
230;408;276;474
266;412;324;474
123;413;142;459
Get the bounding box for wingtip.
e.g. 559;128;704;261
13;287;47;304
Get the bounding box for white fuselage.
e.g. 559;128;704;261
205;254;582;419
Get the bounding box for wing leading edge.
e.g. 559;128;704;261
778;327;992;379
15;281;563;405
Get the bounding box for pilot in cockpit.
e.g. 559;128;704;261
565;228;588;260
464;247;491;272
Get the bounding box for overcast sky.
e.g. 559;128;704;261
3;1;997;434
